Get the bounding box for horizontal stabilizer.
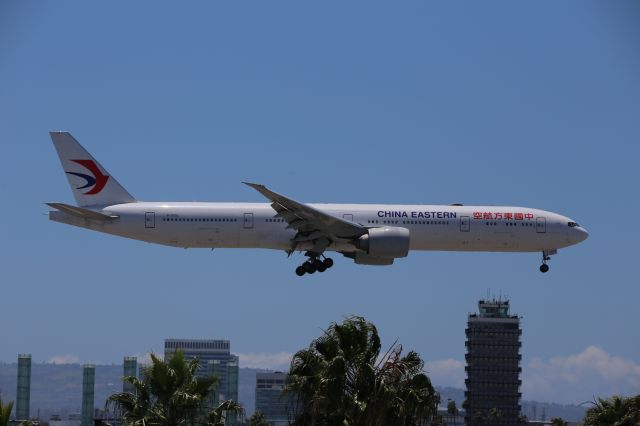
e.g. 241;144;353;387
47;203;118;221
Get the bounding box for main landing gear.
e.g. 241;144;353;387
295;256;334;276
539;250;554;273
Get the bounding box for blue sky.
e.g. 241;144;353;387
1;1;639;404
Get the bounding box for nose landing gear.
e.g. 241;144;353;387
539;250;555;273
295;255;334;276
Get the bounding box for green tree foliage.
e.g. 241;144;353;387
446;400;457;416
286;315;439;425
204;400;244;426
472;410;485;425
106;350;243;426
446;400;458;425
488;407;502;421
583;395;640;426
0;398;14;426
550;418;568;426
248;411;269;426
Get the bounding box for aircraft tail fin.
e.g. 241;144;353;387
50;131;136;207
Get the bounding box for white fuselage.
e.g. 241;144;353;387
49;202;589;253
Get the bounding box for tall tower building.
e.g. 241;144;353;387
81;364;95;426
164;339;239;425
123;356;138;394
464;299;522;426
16;354;31;421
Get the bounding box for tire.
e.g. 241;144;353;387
295;266;305;276
540;264;549;273
323;258;334;268
304;262;315;273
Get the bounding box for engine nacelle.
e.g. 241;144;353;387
355;226;410;258
353;252;395;265
343;251;395;265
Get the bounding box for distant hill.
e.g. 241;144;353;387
0;363;587;422
435;386;586;422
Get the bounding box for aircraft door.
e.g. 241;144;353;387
460;216;470;232
243;212;254;229
536;217;546;233
145;212;155;229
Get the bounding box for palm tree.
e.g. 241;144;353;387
472;410;485;425
583;395;640;426
107;350;243;426
204;400;244;426
446;400;458;424
487;407;502;423
0;398;14;426
286;315;439;425
247;411;269;426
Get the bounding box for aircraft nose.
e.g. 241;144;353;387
574;227;589;243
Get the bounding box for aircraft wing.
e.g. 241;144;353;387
243;183;366;248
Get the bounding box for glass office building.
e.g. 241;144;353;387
16;354;31;421
255;372;293;426
123;356;137;394
81;365;95;426
164;339;239;425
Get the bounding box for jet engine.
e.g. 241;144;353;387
354;226;410;258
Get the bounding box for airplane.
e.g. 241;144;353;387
47;131;588;276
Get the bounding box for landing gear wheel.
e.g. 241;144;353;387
540;250;554;273
296;254;333;276
304;261;316;274
313;259;327;272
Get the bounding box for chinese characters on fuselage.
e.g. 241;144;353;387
473;212;534;220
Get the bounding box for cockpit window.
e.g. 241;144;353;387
568;221;579;227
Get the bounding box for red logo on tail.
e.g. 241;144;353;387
66;160;109;195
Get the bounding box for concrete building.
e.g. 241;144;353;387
16;354;31;421
164;339;239;425
464;299;522;426
255;372;292;426
80;365;95;426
